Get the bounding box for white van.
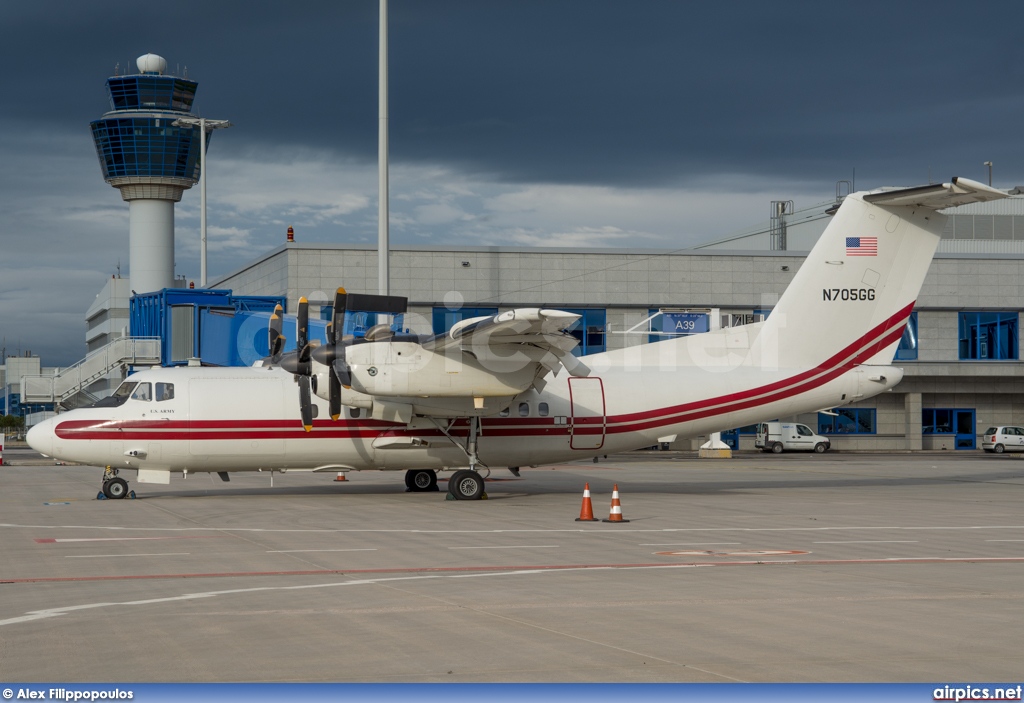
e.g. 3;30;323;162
755;422;831;454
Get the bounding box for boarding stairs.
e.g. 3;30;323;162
21;337;161;410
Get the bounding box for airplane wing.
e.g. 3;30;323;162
422;308;591;377
863;177;1007;209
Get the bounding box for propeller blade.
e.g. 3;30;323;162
329;369;341;420
268;304;285;362
332;287;347;344
333;358;352;389
298;375;313;432
296;297;309;352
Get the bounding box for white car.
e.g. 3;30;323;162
981;426;1024;453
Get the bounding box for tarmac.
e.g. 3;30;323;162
1;446;1023;683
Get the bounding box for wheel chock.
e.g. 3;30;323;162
128;491;137;499
96;492;107;500
445;492;457;501
481;492;488;500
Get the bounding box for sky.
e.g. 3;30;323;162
2;0;1023;367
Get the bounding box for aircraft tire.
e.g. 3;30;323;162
448;470;484;500
407;469;438;492
771;443;784;454
103;477;129;500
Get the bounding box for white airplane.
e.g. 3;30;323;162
28;178;1006;500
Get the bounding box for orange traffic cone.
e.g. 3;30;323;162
602;484;630;523
575;483;599;522
334;472;347;482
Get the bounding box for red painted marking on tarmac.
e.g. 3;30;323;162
2;556;1023;584
33;536;223;544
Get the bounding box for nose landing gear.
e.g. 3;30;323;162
99;467;136;500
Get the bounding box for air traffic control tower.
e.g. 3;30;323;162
90;53;210;294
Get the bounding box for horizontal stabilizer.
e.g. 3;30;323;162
863;177;1007;210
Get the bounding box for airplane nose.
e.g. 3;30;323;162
26;419;54;457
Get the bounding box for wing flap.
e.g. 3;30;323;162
421;307;587;379
423;308;581;353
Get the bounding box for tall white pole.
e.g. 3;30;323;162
378;0;389;296
199;117;208;287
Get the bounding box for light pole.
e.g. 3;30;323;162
379;0;389;297
173;117;232;287
984;161;993;187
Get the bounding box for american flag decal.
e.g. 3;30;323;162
846;236;878;256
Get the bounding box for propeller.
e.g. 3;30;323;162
311;287;351;420
278;297;315;432
272;287;403;425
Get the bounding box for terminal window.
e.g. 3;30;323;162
958;312;1018;360
559;308;606;356
818;408;875;434
432;307;499;335
894;312;918;361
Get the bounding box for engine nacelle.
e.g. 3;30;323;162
344;341;540;397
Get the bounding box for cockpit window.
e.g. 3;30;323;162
156;382;174;401
90;381;137;408
131;382;152;402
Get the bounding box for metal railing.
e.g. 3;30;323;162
21;337;161;407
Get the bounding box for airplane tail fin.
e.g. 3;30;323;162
756;178;1006;369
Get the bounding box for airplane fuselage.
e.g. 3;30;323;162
30;340;902;478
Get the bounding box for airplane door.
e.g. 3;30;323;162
569;377;605;450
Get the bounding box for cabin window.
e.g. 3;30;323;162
519;402;530;417
538;402;549;417
113;382;136;399
156;382;174;401
498;407;510;417
130;382;152;402
90;381;136;408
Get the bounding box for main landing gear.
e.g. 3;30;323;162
447;470;485;500
427;415;488;501
405;469;439;492
447;416;486;501
99;466;135;500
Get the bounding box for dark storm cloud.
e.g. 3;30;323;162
3;0;1024;366
4;0;1023;189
